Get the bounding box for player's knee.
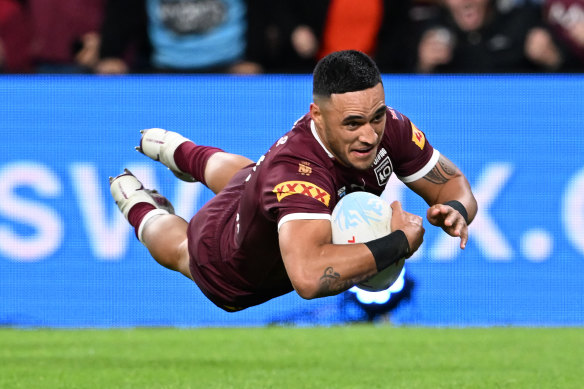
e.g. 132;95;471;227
158;239;189;271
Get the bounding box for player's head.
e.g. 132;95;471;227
312;50;383;99
310;50;386;171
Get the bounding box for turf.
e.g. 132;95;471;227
0;326;582;389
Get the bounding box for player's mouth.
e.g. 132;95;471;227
351;145;376;159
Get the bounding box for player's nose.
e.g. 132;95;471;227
358;123;379;145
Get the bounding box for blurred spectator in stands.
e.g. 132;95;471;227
241;0;416;74
26;0;105;73
0;0;32;73
96;0;246;74
543;0;584;70
414;0;565;73
239;0;323;73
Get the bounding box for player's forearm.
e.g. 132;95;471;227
286;243;378;299
317;243;381;297
409;154;477;224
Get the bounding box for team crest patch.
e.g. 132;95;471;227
298;161;312;176
374;157;392;186
273;181;330;206
411;123;425;150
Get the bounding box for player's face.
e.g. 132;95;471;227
312;83;386;170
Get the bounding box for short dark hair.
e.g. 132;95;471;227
313;50;382;98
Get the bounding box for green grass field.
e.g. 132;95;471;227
1;326;582;389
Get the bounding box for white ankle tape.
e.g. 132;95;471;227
137;209;170;243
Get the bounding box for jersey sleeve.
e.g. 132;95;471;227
260;153;335;231
387;110;440;183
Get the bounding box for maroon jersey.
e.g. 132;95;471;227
188;108;438;311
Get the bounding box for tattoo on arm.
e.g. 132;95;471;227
423;165;449;184
423;156;458;184
318;267;361;296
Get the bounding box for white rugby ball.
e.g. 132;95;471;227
331;192;405;292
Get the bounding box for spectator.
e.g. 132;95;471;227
543;0;584;70
27;0;105;73
242;0;416;74
241;0;325;73
0;0;32;73
96;0;247;74
414;0;564;73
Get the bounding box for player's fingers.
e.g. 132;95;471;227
452;216;466;236
413;215;424;226
427;205;444;224
407;214;423;229
459;224;469;249
435;204;453;220
441;204;456;217
390;201;404;214
429;204;443;216
443;209;461;228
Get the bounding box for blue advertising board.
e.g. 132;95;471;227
1;74;583;327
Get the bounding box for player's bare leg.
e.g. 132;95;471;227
202;152;253;194
109;170;192;280
137;128;252;194
140;214;192;279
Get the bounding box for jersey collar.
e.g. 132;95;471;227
310;120;334;159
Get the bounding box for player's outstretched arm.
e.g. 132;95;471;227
279;219;376;299
406;154;478;249
278;202;424;300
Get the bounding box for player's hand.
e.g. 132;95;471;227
427;203;469;249
390;201;424;257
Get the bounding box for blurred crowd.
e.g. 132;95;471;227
0;0;583;74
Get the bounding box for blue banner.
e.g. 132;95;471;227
1;74;583;326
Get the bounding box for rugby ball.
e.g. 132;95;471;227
331;192;405;292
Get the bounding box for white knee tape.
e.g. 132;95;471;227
137;209;170;243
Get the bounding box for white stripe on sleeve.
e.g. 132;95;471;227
397;148;441;183
277;213;331;232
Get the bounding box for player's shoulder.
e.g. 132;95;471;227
383;106;415;140
267;113;331;166
382;106;432;156
385;106;410;125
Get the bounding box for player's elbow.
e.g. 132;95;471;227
290;275;322;300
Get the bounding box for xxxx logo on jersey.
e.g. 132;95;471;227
273;181;330;206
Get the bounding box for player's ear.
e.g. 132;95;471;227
310;102;323;127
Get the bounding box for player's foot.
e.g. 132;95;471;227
109;169;175;220
136;128;195;182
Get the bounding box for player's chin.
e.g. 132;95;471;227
351;161;374;171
